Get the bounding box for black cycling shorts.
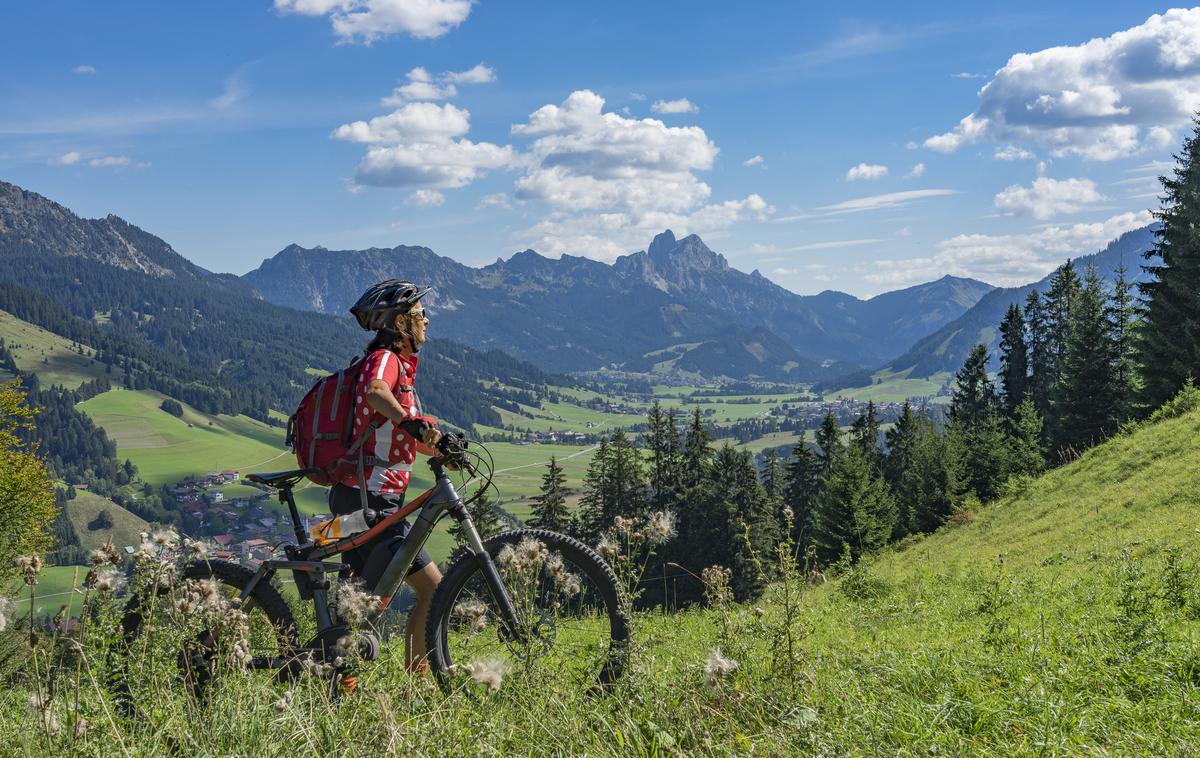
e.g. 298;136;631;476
328;483;433;585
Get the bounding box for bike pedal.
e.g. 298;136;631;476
338;675;358;696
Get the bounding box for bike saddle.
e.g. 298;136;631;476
246;467;322;488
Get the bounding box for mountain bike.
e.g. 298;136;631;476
110;435;628;713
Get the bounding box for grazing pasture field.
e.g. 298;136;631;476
0;309;105;390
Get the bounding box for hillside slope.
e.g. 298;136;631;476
5;403;1199;754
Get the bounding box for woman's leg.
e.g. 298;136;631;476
403;562;443;673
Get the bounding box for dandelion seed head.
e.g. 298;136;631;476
461;656;506;692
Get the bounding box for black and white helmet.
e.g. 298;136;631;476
349;279;432;331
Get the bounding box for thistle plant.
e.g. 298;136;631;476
595;511;676;607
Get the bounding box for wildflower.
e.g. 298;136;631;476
557;573;582;597
643;511;677;546
453;599;490;632
514;537;549;568
335;582;383;626
459;656;506;692
597;535;619;561
155;561;178;589
15;555;42;586
231;639;252;668
273;693;292;712
89;569;126;594
704;648;739;688
496;544;516;568
89;542;123;568
131;541;156;560
301;655;333;678
754;607;765;618
782;506;794;521
151;529;180;547
183;538;209;560
612;516;635;536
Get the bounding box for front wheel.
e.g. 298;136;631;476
426;528;630;694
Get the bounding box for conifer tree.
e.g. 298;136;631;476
903;417;962;533
1056;266;1119;454
1107;263;1139;422
848;400;881;468
1138;120;1200;410
815;411;844;481
577;436;612;541
883;401;919;536
681;408;712;491
948;344;1009;501
529;455;572;532
998;302;1029;419
716;445;782;600
783;432;820;552
760;448;784;503
644;402;680;509
1006;397;1045;478
810;446;896;564
1025;289;1052;417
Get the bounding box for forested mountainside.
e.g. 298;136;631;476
243;230;994;378
0;180;563;430
827;225;1158;388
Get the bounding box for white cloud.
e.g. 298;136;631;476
743;154;765;167
72;65;96;75
993;177;1106;219
906;163;925;178
274;0;472;42
210;62;255;109
952;71;984;79
406;189;445;206
862;211;1154;288
512;90;718;213
445;63;495;85
650;98;699;115
51;151;81;166
846;162;889;181
89;155;131;167
381;63;495;106
629;92;647;102
775;189;957;222
994;145;1036;161
925;9;1200;160
333;101;514;189
477;192;511;210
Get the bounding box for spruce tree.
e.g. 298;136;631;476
904;417;962;533
783;432;820;553
718;446;782;600
948;344;1009;501
760;448;784;503
1139;120;1200;410
815;411;844;481
1006;397;1045;478
1107;263;1139;422
883;401;919;537
681;408;712;490
1025;289;1052;417
644;402;679;510
1056;265;1119;455
529;455;572;532
577;436;612;541
810;446;896;564
998;302;1029;419
848;400;881;468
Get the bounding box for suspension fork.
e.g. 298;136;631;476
450;502;525;639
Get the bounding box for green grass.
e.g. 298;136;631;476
7;565;88;618
77;389;290;486
7;407;1200;754
828;367;951;402
64;491;150;553
0;309;106;390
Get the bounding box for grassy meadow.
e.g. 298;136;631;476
0;309;106;390
6;401;1200;754
827;367;951;403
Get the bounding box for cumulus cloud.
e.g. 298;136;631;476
994;145;1036;161
274;0;472;43
51;151;81;166
513;90;718;213
333;101;514;189
906;163;925;178
993;177;1106;219
650;98;699;115
925;9;1200;160
743;154;765;167
381;63;495;106
72;65;96;74
406;189;445;206
846;162;888;181
863;210;1153;288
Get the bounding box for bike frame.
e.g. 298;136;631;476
239;458;522;650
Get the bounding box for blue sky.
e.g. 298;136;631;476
0;1;1190;296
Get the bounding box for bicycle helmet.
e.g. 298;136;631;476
349;279;432;331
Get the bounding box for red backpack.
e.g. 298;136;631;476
286;358;373;486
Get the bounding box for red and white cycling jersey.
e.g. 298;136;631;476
338;349;434;495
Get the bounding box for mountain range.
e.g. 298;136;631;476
243;230;995;381
827;225;1159;389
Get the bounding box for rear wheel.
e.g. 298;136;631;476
111;560;299;716
426;529;630;694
